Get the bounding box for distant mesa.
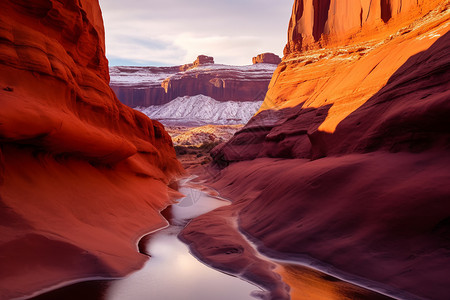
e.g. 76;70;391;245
252;53;282;65
110;54;277;107
121;54;268;127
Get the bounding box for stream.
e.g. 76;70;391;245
105;178;399;300
29;178;405;300
105;179;262;300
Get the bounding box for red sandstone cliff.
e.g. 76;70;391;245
110;56;277;108
184;1;450;299
0;0;183;299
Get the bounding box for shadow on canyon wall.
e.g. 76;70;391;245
212;31;450;166
187;30;450;300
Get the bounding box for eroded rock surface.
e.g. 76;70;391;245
186;1;450;299
285;0;444;53
0;1;183;298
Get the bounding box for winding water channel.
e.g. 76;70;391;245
105;180;262;300
30;178;409;300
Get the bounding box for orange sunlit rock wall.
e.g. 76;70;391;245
267;0;449;134
204;0;450;299
219;0;450;160
0;0;183;299
285;0;444;54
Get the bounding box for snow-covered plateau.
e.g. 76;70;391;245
136;95;263;126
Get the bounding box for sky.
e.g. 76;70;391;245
99;0;294;67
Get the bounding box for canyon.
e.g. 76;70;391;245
0;0;449;299
182;0;450;299
113;55;281;172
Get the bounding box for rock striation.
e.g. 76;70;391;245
109;65;181;106
0;0;183;299
110;57;277;108
285;0;445;54
185;1;450;299
252;52;282;65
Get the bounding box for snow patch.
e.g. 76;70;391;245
109;66;178;86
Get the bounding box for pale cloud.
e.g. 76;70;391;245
99;0;293;66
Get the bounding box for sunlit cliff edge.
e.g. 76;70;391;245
267;0;449;133
0;1;183;299
185;1;450;299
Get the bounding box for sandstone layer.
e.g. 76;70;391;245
0;1;183;299
185;1;450;299
110;59;277;108
109;65;181;106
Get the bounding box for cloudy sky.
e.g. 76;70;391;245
99;0;293;66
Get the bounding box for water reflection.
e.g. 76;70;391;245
106;184;261;300
275;264;393;300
